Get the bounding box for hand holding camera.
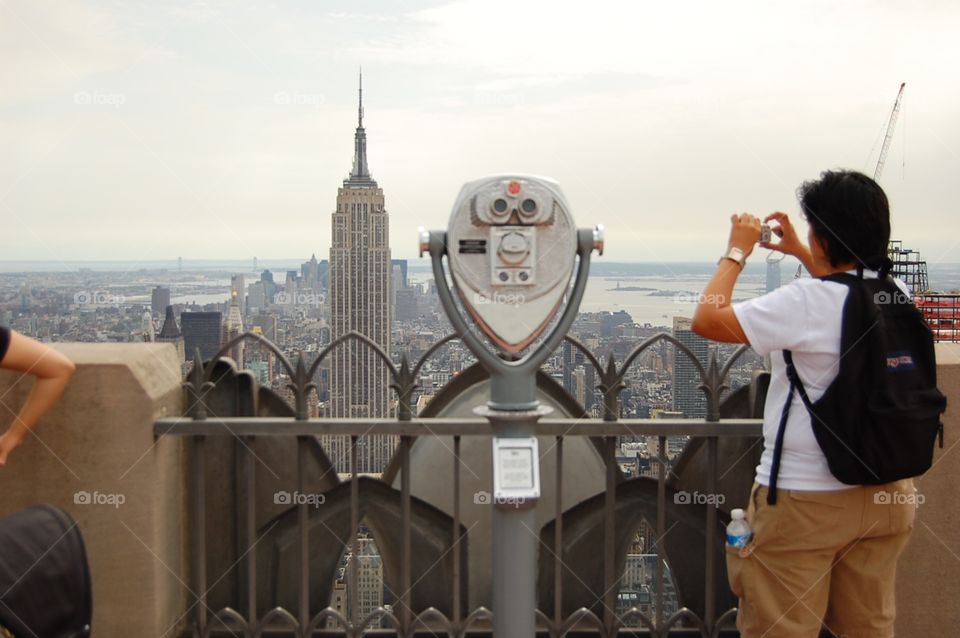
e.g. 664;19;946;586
727;212;762;257
760;211;806;257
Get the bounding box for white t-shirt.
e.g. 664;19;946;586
732;269;910;491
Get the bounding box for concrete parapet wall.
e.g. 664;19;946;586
0;343;185;637
896;343;960;637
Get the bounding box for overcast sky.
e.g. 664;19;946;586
2;0;958;266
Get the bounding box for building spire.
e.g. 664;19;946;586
348;68;374;184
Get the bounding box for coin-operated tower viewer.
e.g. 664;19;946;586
421;175;603;637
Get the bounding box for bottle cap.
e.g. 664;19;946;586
731;508;745;520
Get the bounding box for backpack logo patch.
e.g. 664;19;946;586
886;351;916;371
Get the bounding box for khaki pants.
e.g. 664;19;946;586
726;480;917;638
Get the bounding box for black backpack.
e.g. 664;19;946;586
0;505;92;638
767;268;948;505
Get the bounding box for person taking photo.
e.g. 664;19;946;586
691;170;918;638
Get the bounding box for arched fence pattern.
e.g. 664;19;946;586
156;330;762;637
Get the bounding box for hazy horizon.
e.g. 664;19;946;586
3;1;959;265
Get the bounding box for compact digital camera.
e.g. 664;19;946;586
760;223;772;244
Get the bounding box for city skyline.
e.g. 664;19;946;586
2;1;959;266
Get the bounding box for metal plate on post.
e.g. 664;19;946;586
492;436;541;506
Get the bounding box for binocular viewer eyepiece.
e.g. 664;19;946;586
421;174;602;360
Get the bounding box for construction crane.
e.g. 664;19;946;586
874;82;906;180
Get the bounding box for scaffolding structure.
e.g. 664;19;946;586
888;240;930;292
887;240;959;342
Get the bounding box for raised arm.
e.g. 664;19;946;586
690;212;758;343
0;330;76;466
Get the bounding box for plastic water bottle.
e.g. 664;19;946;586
726;508;752;549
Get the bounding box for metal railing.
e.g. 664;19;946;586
914;293;960;343
154;331;763;638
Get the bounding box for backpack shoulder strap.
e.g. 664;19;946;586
784;350;814;411
767;350;800;505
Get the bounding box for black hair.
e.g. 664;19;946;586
797;170;891;270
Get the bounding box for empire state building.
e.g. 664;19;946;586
328;74;392;437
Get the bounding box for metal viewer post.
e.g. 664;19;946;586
423;175;601;637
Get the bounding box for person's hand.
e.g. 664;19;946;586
762;212;807;257
0;429;25;466
728;212;762;257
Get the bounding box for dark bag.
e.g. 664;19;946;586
0;505;92;638
767;268;947;505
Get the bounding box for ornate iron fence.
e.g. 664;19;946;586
154;331;763;637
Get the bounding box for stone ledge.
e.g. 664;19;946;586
0;343;185;638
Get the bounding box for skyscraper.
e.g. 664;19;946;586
765;257;782;293
151;286;171;317
181;311;223;360
561;339;596;412
223;291;245;368
671;316;708;418
316;260;330;291
301;254;320;288
245;325;275;386
561;339;583;394
394;287;418;322
390;259;408;288
391;263;404;315
230;274;246;316
327;73;393;471
349;536;385;624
